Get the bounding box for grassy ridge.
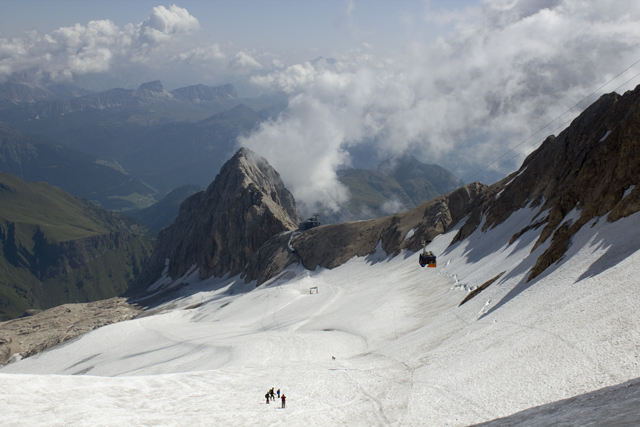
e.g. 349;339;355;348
0;174;110;241
0;173;154;320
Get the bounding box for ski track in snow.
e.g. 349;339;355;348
1;207;640;426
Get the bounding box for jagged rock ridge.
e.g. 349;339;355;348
131;148;300;294
452;84;640;281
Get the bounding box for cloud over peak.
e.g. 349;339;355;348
240;0;640;213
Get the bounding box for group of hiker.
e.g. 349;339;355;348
265;387;286;408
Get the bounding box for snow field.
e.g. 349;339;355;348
1;206;640;426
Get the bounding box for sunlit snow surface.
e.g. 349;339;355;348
2;207;640;426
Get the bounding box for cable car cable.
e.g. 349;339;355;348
462;57;640;184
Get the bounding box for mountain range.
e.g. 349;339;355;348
0;79;281;195
129;84;640;300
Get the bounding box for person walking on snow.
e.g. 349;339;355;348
269;387;275;400
281;394;286;409
265;392;270;404
277;389;280;398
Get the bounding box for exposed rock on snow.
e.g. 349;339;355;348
0;298;140;365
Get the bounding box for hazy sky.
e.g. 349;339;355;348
0;0;478;90
1;1;473;60
2;0;640;212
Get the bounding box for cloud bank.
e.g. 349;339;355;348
240;0;640;214
0;5;206;82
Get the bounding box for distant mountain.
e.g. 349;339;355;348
0;123;156;210
0;81;274;195
0;173;153;320
172;84;237;102
0;70;92;104
328;156;464;223
126;184;205;232
123;103;265;193
378;155;465;201
1;80;239;122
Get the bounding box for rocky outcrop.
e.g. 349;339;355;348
131;148;300;294
244;182;489;284
452;85;640;281
0;298;141;366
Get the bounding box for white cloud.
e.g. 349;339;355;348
228;51;262;72
250;62;317;94
240;0;640;212
0;5;201;81
140;5;200;43
240;90;352;213
381;198;407;215
175;44;225;66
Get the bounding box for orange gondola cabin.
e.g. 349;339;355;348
419;251;437;268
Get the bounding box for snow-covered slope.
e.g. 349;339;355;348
2;201;639;426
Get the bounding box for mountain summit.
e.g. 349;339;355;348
131;148;299;296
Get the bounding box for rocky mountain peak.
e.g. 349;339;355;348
131;148;300;295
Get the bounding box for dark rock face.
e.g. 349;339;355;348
132;148;300;293
452;85;640;281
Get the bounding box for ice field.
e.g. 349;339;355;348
2;205;640;426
